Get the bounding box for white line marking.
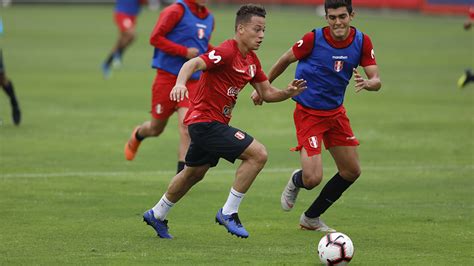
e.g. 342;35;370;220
0;165;472;179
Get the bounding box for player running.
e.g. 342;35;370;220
142;4;307;239
124;0;214;174
252;0;381;232
102;0;146;78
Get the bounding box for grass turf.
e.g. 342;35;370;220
0;4;473;265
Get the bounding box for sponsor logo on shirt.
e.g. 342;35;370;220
234;131;245;140
332;55;348;60
208;50;221;64
227;86;241;97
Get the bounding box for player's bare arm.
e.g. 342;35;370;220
353;65;381;93
170;57;207;102
268;48;298;83
251;48;298;105
251;78;307;103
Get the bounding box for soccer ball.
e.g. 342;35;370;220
317;232;354;265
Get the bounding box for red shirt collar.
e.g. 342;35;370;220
322;26;356;49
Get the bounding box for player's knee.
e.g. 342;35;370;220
340;167;361;181
252;143;268;167
302;173;323;189
149;125;164;136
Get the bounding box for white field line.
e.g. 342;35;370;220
1;165;472;179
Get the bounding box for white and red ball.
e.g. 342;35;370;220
317;232;354;265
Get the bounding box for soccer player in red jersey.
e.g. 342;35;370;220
124;0;214;174
102;0;147;78
458;6;474;88
142;4;307;239
252;0;381;232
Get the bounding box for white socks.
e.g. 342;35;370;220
152;195;174;221
222;187;245;215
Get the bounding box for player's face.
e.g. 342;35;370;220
194;0;207;7
239;16;266;51
325;7;354;41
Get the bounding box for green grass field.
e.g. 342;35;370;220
0;4;473;265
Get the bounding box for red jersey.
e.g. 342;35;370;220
184;39;268;125
292;27;376;67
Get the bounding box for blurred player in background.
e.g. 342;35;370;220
102;0;147;78
142;4;306;239
252;0;381;232
457;6;474;88
0;17;21;126
124;0;214;174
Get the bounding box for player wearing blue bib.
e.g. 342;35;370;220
102;0;146;78
252;0;381;232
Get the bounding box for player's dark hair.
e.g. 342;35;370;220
324;0;353;14
235;4;266;32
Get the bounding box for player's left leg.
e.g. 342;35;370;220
102;14;136;78
302;146;359;231
458;69;474;88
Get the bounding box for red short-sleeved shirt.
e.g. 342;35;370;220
184;39;268;125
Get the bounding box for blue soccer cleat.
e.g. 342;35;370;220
101;62;111;79
215;208;249;238
112;53;122;69
143;209;173;239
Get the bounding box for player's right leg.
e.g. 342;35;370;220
281;148;324;211
144;164;211;239
125;72;176;161
0;51;21;126
124;117;168;161
215;138;268;238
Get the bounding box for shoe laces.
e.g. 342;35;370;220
230;213;243;227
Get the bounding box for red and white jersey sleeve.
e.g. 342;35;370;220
184;39;267;125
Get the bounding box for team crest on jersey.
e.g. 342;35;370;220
334;60;344;72
308;136;318;149
197;28;205;39
248;64;257;78
155;104;163;114
234;131;245;140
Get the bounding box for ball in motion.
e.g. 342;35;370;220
317;232;354;265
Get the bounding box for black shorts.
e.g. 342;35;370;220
185;122;254;167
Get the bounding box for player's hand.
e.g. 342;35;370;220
251;90;263;105
353;68;368;93
286;79;307;97
186;48;200;59
170;84;188;102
